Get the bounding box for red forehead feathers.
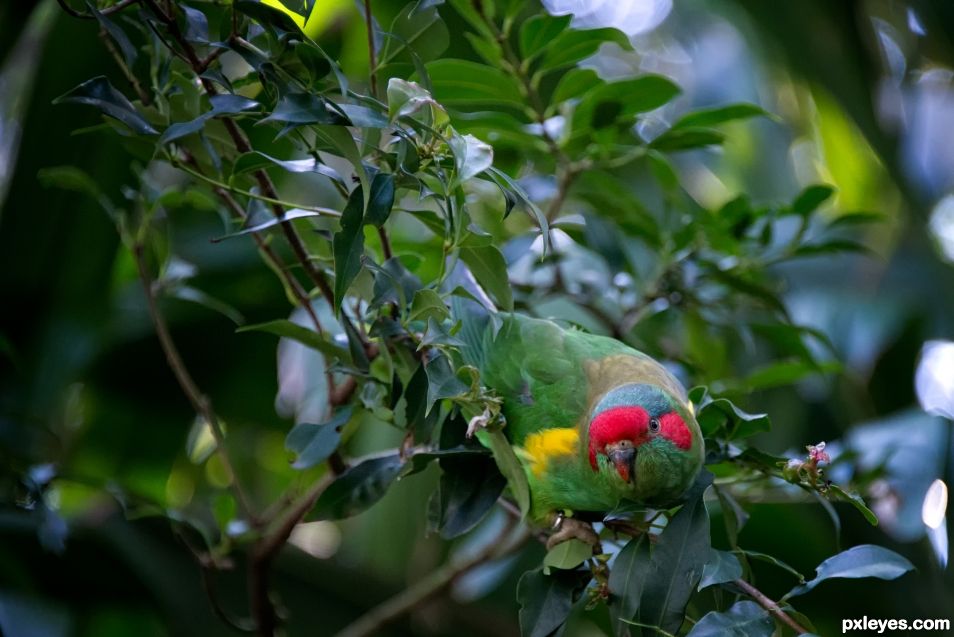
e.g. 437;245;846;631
588;406;648;468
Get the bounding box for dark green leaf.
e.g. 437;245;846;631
424;351;468;411
686;601;773;637
479;428;532;517
539;27;632;72
285;407;353;469
161;94;260;144
365;172;395;227
517;568;591;637
231;151;344;183
88;1;137;65
637;472;713;634
786;545;913;599
792;185;835;216
236;319;350;361
672;103;768;130
698;549;743;590
425;59;525;109
608;535;651;635
651;127;725;151
459;245;513;311
690;387;770;440
54;76;157;135
573;76;680;131
332;186;365;313
260;93;345;126
713;485;748;547
793;239;871;257
543;539;593;573
309;454;406;520
551;68;604;105
827;484;879;526
213;208;334;242
181;5;210;43
519;14;572;60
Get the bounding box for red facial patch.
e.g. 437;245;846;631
588;406;648;469
659;412;692;450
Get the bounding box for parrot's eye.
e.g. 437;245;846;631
649;418;660;432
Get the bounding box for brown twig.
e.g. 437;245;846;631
733;577;810;635
56;0;139;19
334;518;529;637
132;243;254;519
97;26;152;106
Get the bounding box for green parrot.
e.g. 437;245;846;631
458;310;704;543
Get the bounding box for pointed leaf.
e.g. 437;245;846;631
309;453;406;520
285;407;353;469
517;568;591;637
54;76;157;134
332;186;365;313
686;601;774;637
785;545;914;599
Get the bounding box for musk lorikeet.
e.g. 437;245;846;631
457;309;704;544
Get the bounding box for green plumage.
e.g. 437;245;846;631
460;311;704;523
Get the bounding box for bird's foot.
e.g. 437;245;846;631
603;519;659;544
546;513;601;551
466;407;492;438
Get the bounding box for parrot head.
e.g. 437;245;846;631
586;383;702;503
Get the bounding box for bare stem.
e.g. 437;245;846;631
733;578;809;634
334;520;529;637
132;243;254;519
362;0;378;98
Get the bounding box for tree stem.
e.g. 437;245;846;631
733;578;809;634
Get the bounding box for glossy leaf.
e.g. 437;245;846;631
517;568;591;637
364;172;395;227
285;407;353;469
332;186;365;313
543;539;592;574
459;245;513;311
236;319;350;361
686;601;774;637
519;14;572;60
309;453;406;520
608;534;651;634
786;545;914;598
54;76;157;135
671;103;768;130
698;549;743;590
539;27;632;72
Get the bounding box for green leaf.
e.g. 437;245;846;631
54;76;157;135
551;68;604;105
387;77;449;128
827;484;879;526
741;359;837;390
424;351;468;411
519;14;572;60
737;549;805;583
260;93;345;126
87;1;137;66
332;186;365;313
285;407;353;469
686;601;774;637
409;289;449;322
459;245;513;311
213;208;336;242
689;387;770;440
539;27;632;72
698;549;743;590
517;568;591;637
380;1;449;65
236;319;350;361
449;133;494;185
608;535;652;634
785;545;914;599
671;103;769;130
792;185;835;216
543;538;593;574
479;428;531;517
637;472;713;634
573;75;680;131
714;485;748;547
309;453;406;520
235;0;301;34
365;172;395;227
650;127;725;151
793;239;871;257
432;451;506;538
160;94;261;144
425;59;525;109
231;151;344;183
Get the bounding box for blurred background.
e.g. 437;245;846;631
1;0;953;635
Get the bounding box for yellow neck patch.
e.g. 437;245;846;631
523;428;580;477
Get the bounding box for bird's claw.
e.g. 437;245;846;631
546;514;601;551
466;408;492;438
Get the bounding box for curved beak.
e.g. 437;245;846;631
608;447;637;483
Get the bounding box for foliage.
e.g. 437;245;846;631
1;1;941;636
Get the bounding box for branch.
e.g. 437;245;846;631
56;0;139;19
362;0;378;98
334;520;529;637
733;578;810;635
132;243;255;519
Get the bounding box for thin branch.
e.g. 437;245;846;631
98;26;152;106
362;0;378;98
56;0;139;19
132;243;255;520
334;520;529;637
733;578;810;635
